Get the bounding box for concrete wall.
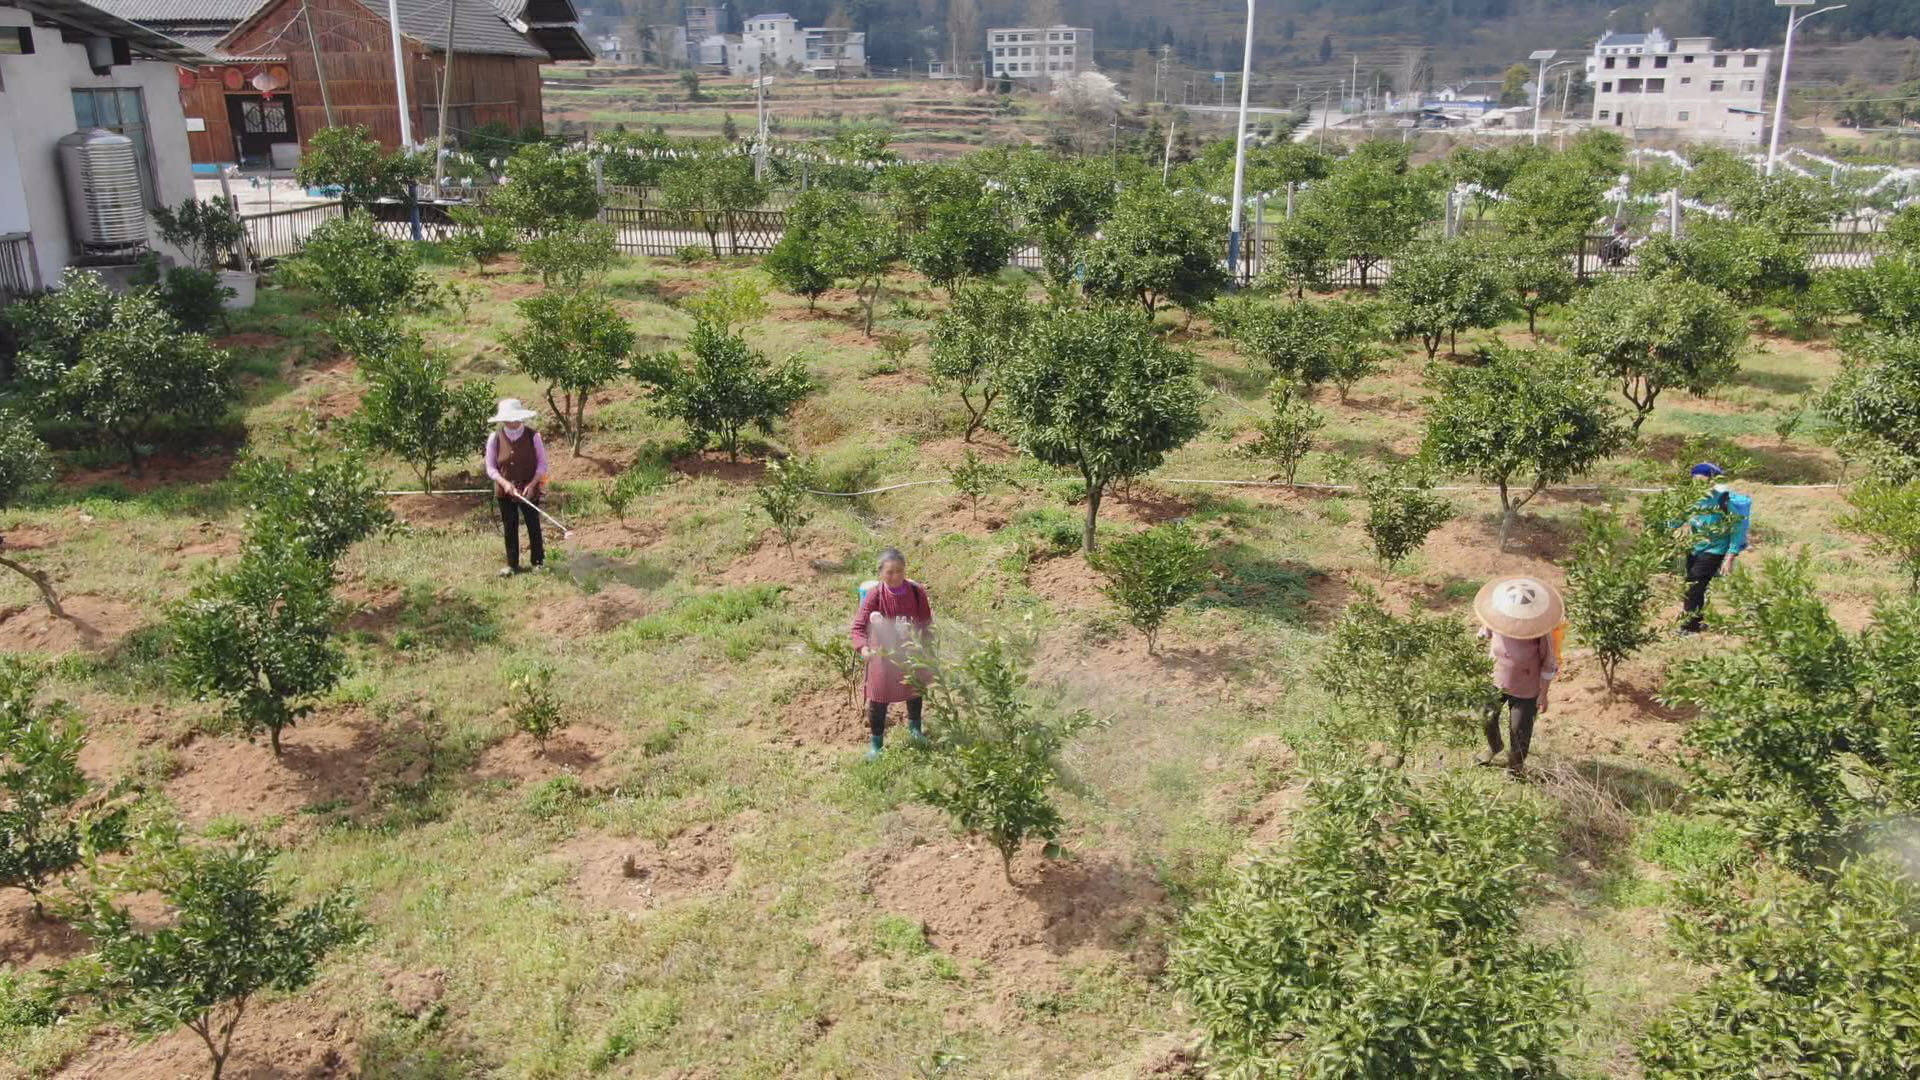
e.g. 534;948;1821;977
0;6;195;290
1587;46;1770;144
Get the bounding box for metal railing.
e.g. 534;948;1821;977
238;202;344;265
0;232;41;304
236;200;1899;290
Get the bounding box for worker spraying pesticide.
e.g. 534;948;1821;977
849;548;934;760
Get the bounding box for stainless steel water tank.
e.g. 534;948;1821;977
57;129;147;252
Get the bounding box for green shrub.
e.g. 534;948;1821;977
1841;478;1920;593
1385;237;1512;360
0;660;127;915
58;838;363;1080
519;220;618;289
1358;461;1453;568
1316;595;1497;758
1245;385;1325;485
917;636;1098;884
506;661;568;750
151;196;245;272
1638;858;1920;1078
930;282;1034;442
147;265;233;334
349;333;494;493
1564;276;1746;433
1090;522;1212;654
1564;506;1674;688
1171;768;1583;1078
282;211;425;315
236;445;395;569
504;287;635;454
641;319;811;463
945;450;1004;521
445;207;515;270
605;460;668;524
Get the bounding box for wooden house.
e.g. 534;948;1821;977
100;0;587;166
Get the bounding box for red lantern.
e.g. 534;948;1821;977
220;66;243;91
177;67;195;90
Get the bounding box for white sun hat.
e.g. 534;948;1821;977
488;398;537;424
1473;576;1564;640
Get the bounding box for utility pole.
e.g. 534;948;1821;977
432;0;456;193
1155;43;1170;103
1768;2;1846;176
753;42;769;180
386;0;413;147
1351;53;1358;110
1528;48;1556;146
1226;0;1256;279
300;0;333;126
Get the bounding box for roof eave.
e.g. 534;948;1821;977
17;0;212;62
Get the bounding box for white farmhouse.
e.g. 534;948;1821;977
1;0;206;298
1584;28;1770;143
987;25;1089;82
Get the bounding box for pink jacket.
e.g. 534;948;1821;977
851;581;934;704
1488;632;1557;699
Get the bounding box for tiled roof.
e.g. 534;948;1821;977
88;0;263;23
348;0;550;58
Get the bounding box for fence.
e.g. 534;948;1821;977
237;199;1897;289
0;233;40;304
239;202;343;264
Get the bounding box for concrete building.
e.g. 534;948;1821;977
683;3;722;63
802;26;861;75
0;0;207;296
739;11;799;70
593;32;625;63
986;25;1089;81
1584;28;1770;143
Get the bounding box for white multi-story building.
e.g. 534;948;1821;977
1584;28;1770;143
740;12;801;70
803;26;863;74
987;25;1090;81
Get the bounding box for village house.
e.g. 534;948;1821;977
100;0;588;167
1;0;207;296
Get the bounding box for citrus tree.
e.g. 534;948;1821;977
59;838;362;1080
929;281;1035;442
905;191;1019;297
1172;768;1583;1078
1842;479;1920;592
491;143;600;233
1564;276;1746;433
1091;522;1213;654
1423;347;1629;549
1664;554;1920;871
996;304;1207;552
1246;387;1325;485
349;334;495;493
6;270;235;475
170;536;346;758
0;660;126;916
1639;857;1920;1079
0;415;60;612
292;125;425;211
1080;184;1229;318
1315;596;1496;758
235;445;395;571
660;154;768;257
504;287;636;453
916;636;1098;884
1385;237;1511;360
281;211;426;316
642;318;811;462
1360;461;1454;568
1564;506;1674;689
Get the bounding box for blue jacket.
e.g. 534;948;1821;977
1689;490;1752;556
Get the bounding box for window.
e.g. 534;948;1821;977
1677;111;1690;121
1647;79;1665;92
71;88;155;209
1740;79;1755;92
1604;57;1616;69
1599;109;1610;119
1743;54;1758;67
1680;76;1691;85
1683;55;1694;63
1654;56;1668;68
1627;56;1641;68
1709;80;1724;92
1601;81;1613;92
1049;45;1058;55
1712;55;1727;67
1619;78;1643;93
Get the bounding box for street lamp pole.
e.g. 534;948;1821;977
1226;0;1256;278
1529;48;1557;146
1766;1;1845;176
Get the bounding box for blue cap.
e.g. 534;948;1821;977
1689;462;1725;479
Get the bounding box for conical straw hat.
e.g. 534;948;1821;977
1473;577;1564;639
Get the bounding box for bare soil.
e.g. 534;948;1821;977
1026;553;1104;610
556;822;738;914
59;452;236;493
866;836;1169;981
161;713;381;827
525;584;656;637
54;1000;356;1080
775;686;867;748
0;595;145;654
474;725;625;787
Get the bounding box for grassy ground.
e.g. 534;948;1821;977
0;248;1896;1078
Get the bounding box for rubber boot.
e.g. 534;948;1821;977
1476;706;1504;767
907;720;926;745
1507;707;1533;777
866;733;884;761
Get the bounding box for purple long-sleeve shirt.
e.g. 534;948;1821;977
483;427;549;489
